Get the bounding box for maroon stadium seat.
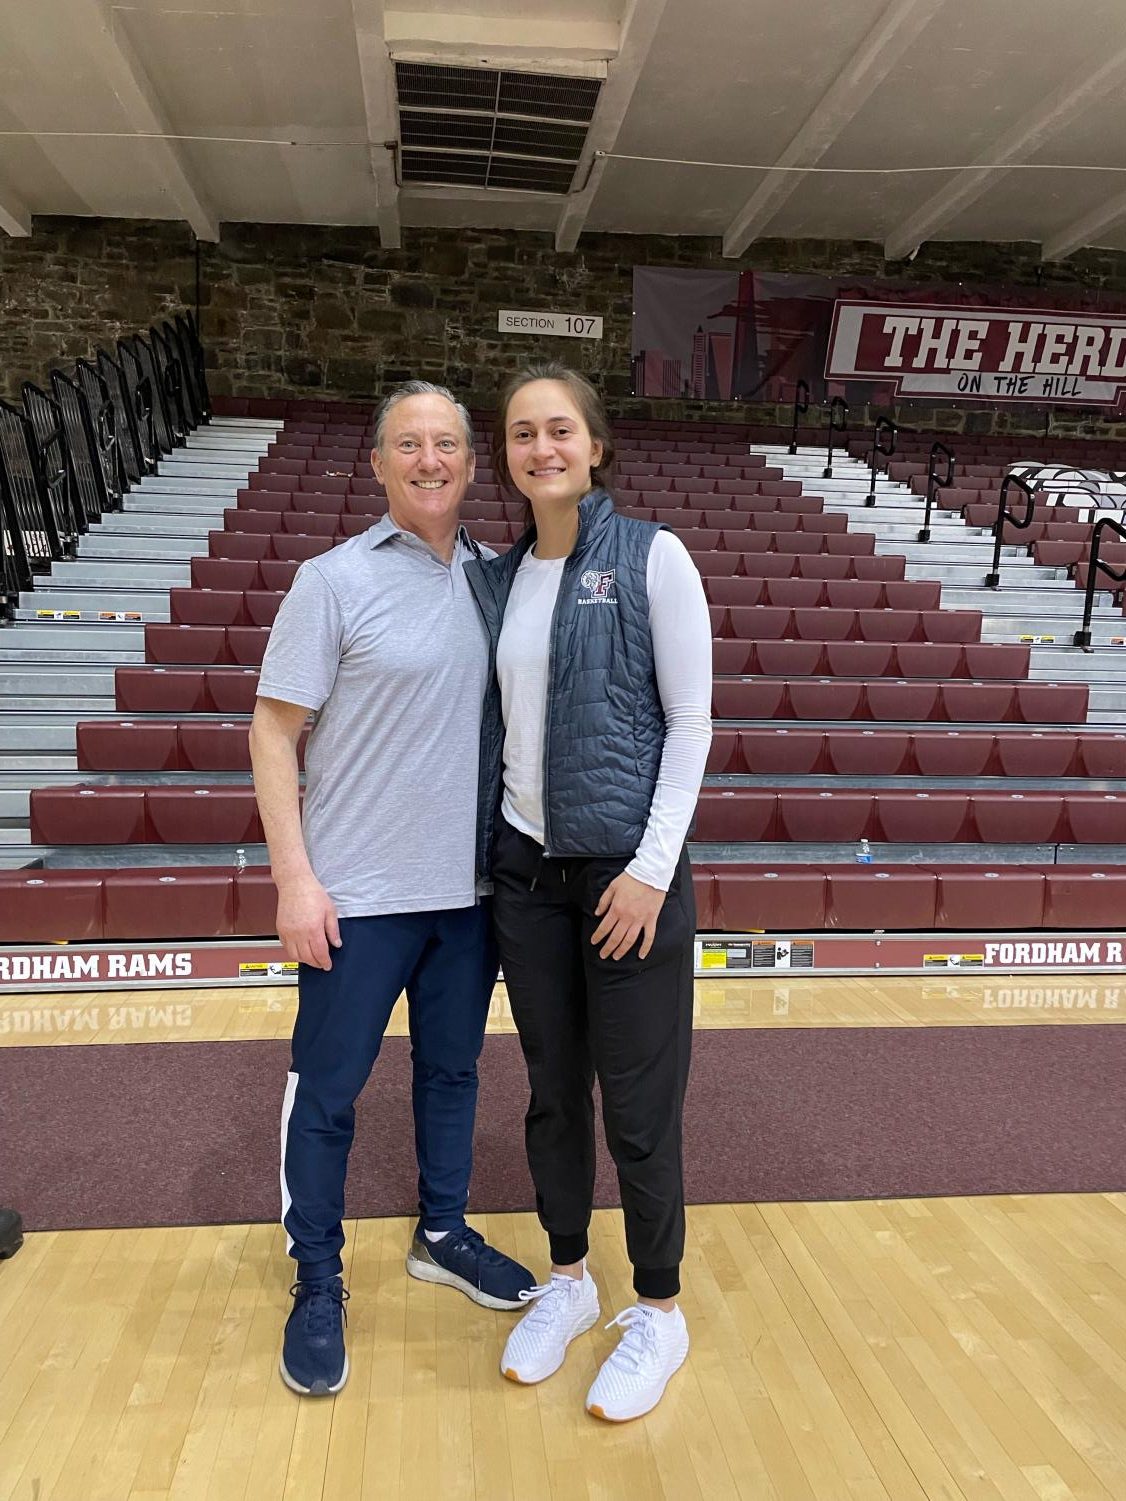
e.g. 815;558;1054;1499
232;868;279;935
764;579;824;609
971;793;1064;843
825;642;895;677
146;625;229;666
179;722;253;772
1065;794;1126;843
894;644;963;679
794;607;854;642
711;680;786;718
145;787;261;844
691;868;717;929
706;578;766;606
964;644;1030;680
935;870;1045;928
940;683;1015;722
102;869;235;940
206;669;261;713
1016;683;1089;723
227;627;271;666
706;729;742;773
1078;734;1126;777
857;609;920;643
875;792;971;842
788;680;864;719
712;642;755;672
922;610;981;644
777;790;873;842
755;641;826;676
191;558;260;590
739;729;824;774
693;790;777;842
912;731;995;775
994;733;1078;777
826;868;938;930
244;591;284;627
116;667;209;714
30;788;147;845
825;730;910;774
259;560;301;590
0;871;105;942
1044;869;1126;927
825;580;883;610
169;589;247;627
727;607;792;641
713;869;827;930
76;721;181;772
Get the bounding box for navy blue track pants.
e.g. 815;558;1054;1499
280;903;498;1281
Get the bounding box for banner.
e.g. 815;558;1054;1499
631;269;1126;409
827;301;1126;404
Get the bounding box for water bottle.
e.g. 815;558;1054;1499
855;838;872;864
235;847;248;872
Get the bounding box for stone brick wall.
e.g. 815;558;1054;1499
6;216;1126;434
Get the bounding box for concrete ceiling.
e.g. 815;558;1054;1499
2;0;1126;261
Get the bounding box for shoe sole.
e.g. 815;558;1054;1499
405;1248;527;1311
586;1344;689;1422
279;1351;349;1397
501;1304;601;1385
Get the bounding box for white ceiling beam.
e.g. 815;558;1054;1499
555;0;669;254
0;174;32;237
722;0;946;258
1041;188;1126;262
351;0;401;249
884;43;1126;261
87;1;219;240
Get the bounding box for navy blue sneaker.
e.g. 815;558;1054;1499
280;1276;350;1396
405;1222;536;1310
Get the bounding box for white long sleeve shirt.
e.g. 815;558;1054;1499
496;528;713;891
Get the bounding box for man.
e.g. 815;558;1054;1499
250;381;534;1398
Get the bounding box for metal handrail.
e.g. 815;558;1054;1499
1073;514;1126;648
822;396;848;480
984;473;1036;588
918;441;956;543
864;416;898;507
788;379;810;455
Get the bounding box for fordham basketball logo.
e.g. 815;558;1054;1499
579;568;617;604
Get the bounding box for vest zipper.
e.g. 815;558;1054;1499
541;557;571;857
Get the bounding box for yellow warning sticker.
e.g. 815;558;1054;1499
238;960;299;980
700;950;727;969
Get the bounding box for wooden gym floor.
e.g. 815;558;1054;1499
1;974;1123;1501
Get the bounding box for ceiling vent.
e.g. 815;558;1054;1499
395;62;601;194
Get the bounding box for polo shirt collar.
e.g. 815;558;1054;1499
368;512;475;556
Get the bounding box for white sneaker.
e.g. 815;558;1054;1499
585;1304;689;1421
500;1270;601;1384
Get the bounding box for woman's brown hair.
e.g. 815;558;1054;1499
491;362;616;497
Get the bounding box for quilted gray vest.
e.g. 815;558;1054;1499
464;488;665;876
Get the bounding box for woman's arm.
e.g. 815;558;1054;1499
590;531;712;959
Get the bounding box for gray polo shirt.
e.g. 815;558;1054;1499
256;516;490;917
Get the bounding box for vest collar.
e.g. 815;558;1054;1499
509;487;614;568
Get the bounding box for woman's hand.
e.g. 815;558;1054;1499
591;872;666;960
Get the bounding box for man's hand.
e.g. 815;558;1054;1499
276;875;342;970
591;872;666;961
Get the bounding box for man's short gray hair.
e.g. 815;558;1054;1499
373;380;475;452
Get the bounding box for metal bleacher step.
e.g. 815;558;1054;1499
78;534;204;560
16;590;171;619
0;622;145;652
42;560;192;587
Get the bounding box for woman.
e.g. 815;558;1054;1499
464;363;713;1421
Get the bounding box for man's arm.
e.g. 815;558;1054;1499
249;695;342;970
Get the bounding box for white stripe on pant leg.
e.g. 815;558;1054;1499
280;1069;300;1255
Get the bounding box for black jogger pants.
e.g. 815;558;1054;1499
491;816;695;1299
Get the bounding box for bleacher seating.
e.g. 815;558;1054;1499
7;390;1126;949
